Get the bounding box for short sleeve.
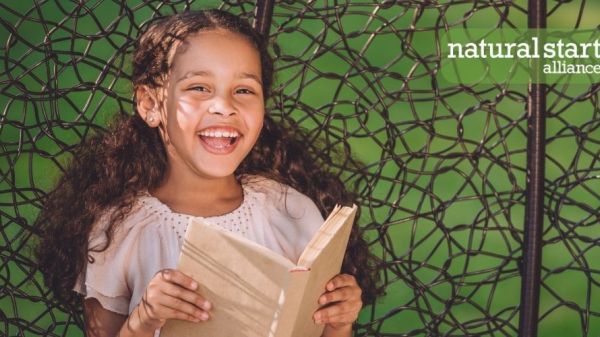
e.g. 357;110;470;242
245;176;325;263
73;206;149;315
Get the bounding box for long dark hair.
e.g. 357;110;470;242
35;9;382;312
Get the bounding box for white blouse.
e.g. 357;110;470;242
74;175;325;318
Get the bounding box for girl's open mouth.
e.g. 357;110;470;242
197;129;241;154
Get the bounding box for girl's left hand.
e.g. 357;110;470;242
313;274;363;329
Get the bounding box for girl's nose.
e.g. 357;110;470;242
207;99;237;117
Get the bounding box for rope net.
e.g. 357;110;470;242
1;1;598;336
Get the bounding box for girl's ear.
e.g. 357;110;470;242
135;85;161;128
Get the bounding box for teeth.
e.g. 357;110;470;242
198;129;239;138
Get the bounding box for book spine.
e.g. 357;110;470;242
273;270;311;337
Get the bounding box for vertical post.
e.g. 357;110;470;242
519;1;546;337
253;0;275;37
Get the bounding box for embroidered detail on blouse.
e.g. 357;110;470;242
74;174;326;321
137;184;253;242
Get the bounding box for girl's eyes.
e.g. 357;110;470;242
187;86;254;95
236;88;254;95
189;86;208;92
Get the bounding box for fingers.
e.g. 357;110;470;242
140;295;205;324
320;274;361;306
163;269;212;308
318;285;361;306
163;281;211;308
160;269;199;292
139;269;213;327
314;274;363;326
325;274;357;291
159;269;212;311
313;301;361;325
160;282;212;317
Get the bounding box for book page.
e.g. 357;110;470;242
160;218;295;337
297;204;357;267
287;205;358;337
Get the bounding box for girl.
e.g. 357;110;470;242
35;9;380;337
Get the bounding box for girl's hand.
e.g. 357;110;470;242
313;274;363;331
131;269;212;334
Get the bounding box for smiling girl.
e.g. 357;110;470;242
35;9;380;337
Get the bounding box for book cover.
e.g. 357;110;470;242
160;204;357;337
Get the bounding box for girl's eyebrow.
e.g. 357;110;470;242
176;70;262;85
177;70;211;82
238;72;263;85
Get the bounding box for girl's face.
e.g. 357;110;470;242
154;29;265;180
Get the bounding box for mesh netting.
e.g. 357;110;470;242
1;1;599;336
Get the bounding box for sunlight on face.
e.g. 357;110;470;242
158;29;265;180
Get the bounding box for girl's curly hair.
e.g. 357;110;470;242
35;9;382;313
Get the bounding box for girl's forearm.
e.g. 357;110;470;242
322;324;353;337
117;306;156;337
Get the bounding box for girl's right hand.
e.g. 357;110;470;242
134;269;212;333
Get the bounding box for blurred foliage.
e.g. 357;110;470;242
1;1;598;336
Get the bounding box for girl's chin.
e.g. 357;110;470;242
191;167;236;179
193;157;243;179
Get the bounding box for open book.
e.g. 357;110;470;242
160;204;358;337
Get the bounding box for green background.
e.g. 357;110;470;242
1;1;599;336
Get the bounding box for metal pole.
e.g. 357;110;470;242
519;0;546;336
253;0;275;37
